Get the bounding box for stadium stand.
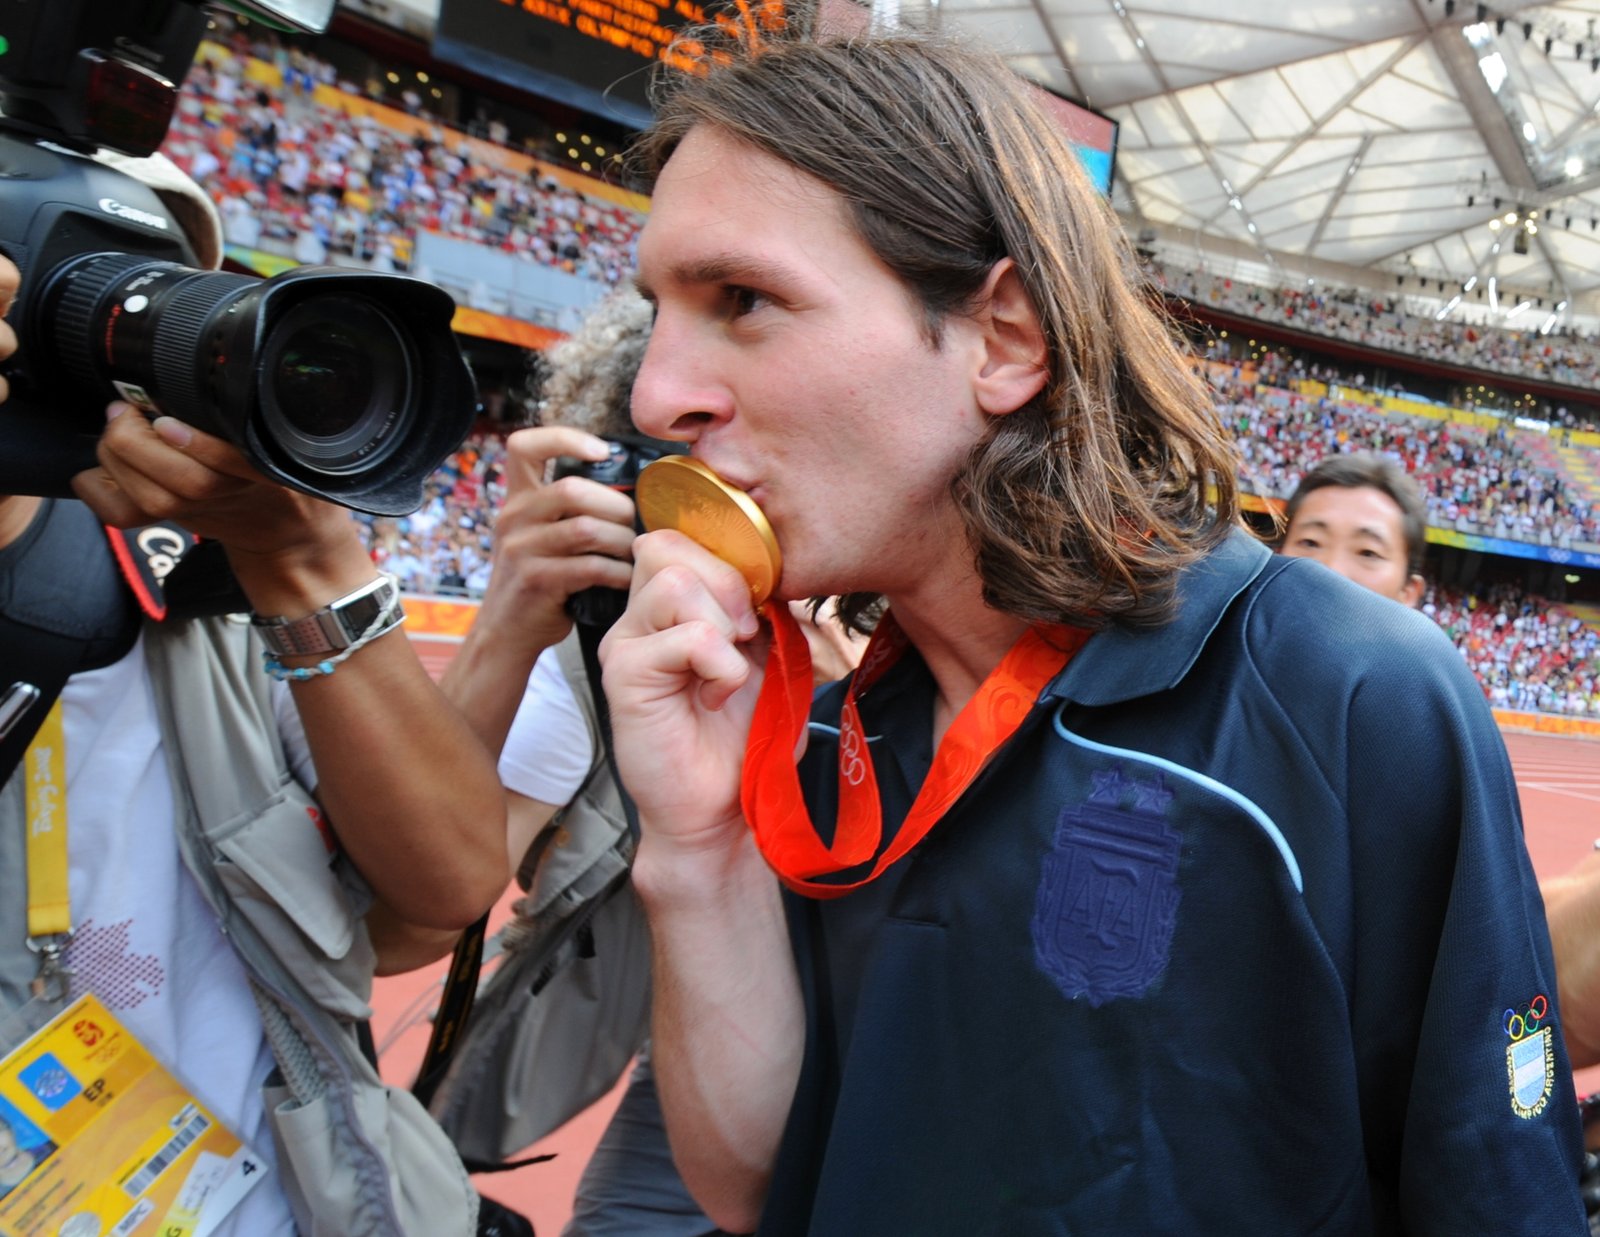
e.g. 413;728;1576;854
1153;258;1600;415
161;27;644;293
1426;581;1600;717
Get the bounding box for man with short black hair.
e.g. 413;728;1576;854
1280;451;1427;606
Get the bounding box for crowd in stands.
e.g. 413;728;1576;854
162;26;643;292
371;417;1600;717
1222;378;1600;548
168;30;1600;717
354;431;507;597
1426;581;1600;717
1155;258;1600;407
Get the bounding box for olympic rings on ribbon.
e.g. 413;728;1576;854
1505;994;1550;1041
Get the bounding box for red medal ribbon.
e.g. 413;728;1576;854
742;605;1090;899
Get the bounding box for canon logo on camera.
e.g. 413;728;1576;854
97;198;169;231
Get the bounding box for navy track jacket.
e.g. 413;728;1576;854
762;530;1584;1235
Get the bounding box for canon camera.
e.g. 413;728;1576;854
0;0;478;516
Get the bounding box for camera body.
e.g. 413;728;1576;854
0;0;480;516
552;434;687;630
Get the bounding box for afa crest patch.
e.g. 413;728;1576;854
1030;765;1182;1008
1504;994;1554;1119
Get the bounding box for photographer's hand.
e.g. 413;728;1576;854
440;424;637;759
0;255;33;551
0;253;16;404
76;401;349;562
74;401;508;973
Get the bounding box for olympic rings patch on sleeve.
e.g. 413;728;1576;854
1504;993;1555;1119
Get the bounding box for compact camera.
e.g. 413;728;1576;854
0;0;478;516
552;434;687;630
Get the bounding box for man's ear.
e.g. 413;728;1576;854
972;258;1049;417
1399;573;1425;608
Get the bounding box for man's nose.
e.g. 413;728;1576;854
630;328;730;442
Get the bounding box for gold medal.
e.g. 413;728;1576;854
636;456;782;606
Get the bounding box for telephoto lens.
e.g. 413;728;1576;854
31;253;477;516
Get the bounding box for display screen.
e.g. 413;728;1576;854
1033;86;1119;197
435;0;1113;191
433;0;775;127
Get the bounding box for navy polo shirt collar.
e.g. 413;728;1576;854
1045;527;1271;707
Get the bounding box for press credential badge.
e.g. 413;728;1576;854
0;994;262;1237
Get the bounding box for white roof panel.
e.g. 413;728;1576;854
934;0;1600;299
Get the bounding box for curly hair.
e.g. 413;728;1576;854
629;32;1240;632
538;289;654;437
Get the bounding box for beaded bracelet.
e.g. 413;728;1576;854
261;595;405;682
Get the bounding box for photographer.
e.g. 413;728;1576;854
0;154;506;1237
434;291;859;1235
438;291;718;1236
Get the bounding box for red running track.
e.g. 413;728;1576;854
376;637;1600;1232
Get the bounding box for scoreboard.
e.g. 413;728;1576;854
434;0;1116;195
433;0;743;126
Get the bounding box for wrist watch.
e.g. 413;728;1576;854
251;575;405;658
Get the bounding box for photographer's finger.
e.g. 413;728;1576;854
0;253;19;308
538;508;638;565
97;406;252;515
147;415;274;484
0;315;17;373
532;474;637;527
70;465;151;529
549;552;633;597
505;425;610;485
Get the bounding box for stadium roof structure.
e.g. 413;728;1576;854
929;0;1600;319
354;0;1600;318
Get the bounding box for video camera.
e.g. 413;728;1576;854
0;0;478;516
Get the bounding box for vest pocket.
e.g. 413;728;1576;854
265;1077;478;1237
216;786;376;1018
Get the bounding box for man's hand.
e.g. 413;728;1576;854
475;425;639;655
789;597;866;685
600;528;767;869
599;529;801;1235
1542;850;1600;1068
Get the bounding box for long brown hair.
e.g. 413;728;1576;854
630;32;1240;631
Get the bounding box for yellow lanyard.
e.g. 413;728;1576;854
23;700;71;999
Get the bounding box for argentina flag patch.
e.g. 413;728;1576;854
1029;765;1182;1008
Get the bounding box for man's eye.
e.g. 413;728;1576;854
728;286;768;317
